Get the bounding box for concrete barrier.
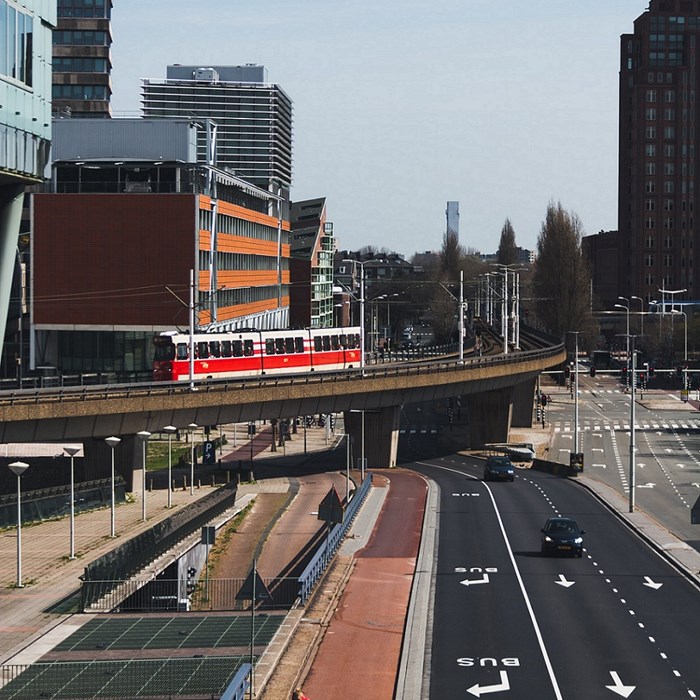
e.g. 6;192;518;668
530;457;581;477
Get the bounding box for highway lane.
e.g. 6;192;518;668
549;375;700;546
412;455;700;699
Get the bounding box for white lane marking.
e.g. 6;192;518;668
420;462;564;700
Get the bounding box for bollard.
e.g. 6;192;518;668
149;479;153;492
197;479;201;490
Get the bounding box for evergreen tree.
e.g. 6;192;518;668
532;202;594;341
496;218;518;266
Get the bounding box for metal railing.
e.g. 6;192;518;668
0;340;565;409
298;473;372;604
0;657;250;700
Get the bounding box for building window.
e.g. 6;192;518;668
647;89;657;102
0;1;33;87
664;218;674;230
646;181;656;193
646;162;657;175
664;126;675;139
664;108;675;120
646;217;656;229
664;181;675;193
646;126;657;139
645;235;655;248
665;90;676;102
646;144;657;157
645;254;655;267
664;199;674;211
665;163;675;176
646;108;657;120
646;199;656;211
664;144;675;157
645;273;655;286
664;254;673;266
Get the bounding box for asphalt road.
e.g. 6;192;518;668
549;374;700;549
411;454;700;699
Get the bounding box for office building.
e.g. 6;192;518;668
31;119;290;378
141;65;293;195
618;0;700;303
289;198;335;328
52;0;113;118
0;0;55;373
446;201;459;239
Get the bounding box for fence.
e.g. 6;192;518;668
86;576;301;613
298;473;372;603
0;657;250;699
81;483;237;611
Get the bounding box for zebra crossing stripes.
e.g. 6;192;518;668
554;419;700;433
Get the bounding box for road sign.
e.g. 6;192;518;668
203;440;215;464
318;486;344;524
201;526;216;545
237;568;272;602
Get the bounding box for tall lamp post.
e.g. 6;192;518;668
342;258;365;372
136;431;151;521
567;332;580;455
615;299;630;386
104;437;120;537
631;295;644;338
63;446;80;559
188;423;198;495
8;461;29;588
629;335;637;513
163;425;176;508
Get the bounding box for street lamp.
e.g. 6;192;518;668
163;425;177;508
136;431;151;521
188;423;198;496
63;446;80;559
567;332;580;455
631;295;644;337
104;437;120;537
615;299;630;386
342;258;365;372
8;461;29;587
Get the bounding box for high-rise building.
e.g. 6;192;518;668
52;0;113;118
0;0;55;372
446;201;459;239
618;0;700;304
141;65;293;195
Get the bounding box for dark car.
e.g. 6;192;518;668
483;456;515;482
541;516;585;557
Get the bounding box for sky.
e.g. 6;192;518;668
110;0;647;259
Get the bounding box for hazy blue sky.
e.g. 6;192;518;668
110;0;646;258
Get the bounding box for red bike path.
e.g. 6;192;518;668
302;469;428;700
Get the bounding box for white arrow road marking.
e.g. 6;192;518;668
605;670;635;697
637;483;656;489
643;576;663;590
467;671;510;697
692;483;700;488
460;573;490;587
555;574;575;588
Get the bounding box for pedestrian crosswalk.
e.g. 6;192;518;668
554;420;700;433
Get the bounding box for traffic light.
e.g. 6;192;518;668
649;366;654;378
590;366;596;377
564;366;571;379
677;366;683;379
621;367;627;380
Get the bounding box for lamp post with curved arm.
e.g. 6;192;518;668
104;437;120;537
136;431;151;521
163;426;176;508
63;446;80;558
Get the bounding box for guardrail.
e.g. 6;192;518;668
297;473;373;604
0;341;565;408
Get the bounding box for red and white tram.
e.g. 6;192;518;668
153;326;363;382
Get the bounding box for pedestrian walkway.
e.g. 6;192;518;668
0;420;338;667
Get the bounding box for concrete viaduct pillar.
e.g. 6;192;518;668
511;377;537;428
465;387;513;448
344;405;400;470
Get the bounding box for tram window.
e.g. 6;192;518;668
221;340;232;358
244;340;254;356
323;336;331;352
266;339;276;355
233;340;243;357
275;338;286;354
197;341;209;359
209;341;221;358
340;334;348;348
314;337;322;352
295;337;305;353
285;337;295;353
331;335;340;350
176;343;188;360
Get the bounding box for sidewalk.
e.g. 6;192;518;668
0;420;338;666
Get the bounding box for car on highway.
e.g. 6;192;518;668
483;456;515;482
540;516;585;557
